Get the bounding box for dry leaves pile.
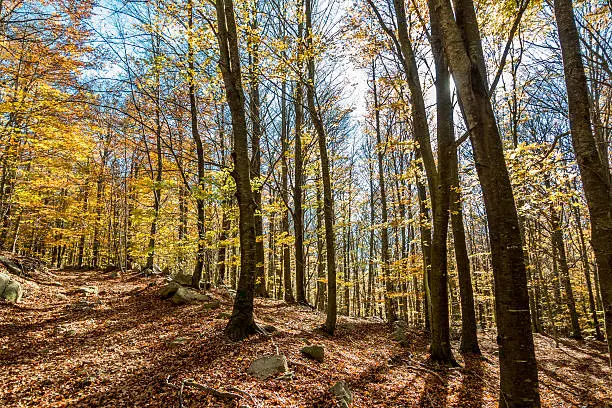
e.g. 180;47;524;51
0;269;610;407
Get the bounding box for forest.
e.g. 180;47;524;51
0;0;610;407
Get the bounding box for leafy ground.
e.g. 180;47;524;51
1;268;610;407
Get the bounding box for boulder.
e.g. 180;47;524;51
391;321;409;347
247;355;289;380
0;256;22;275
104;264;118;273
301;345;325;362
77;286;99;296
0;273;9;295
330;381;353;408
2;279;23;303
143;264;163;276
171;271;193;286
169;287;210;305
159;282;181;299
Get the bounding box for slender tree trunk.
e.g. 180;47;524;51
574;203;603;339
553;0;612;365
372;62;397;323
315;181;326;311
215;0;260;340
188;0;206;289
550;204;582;339
294;1;306;304
432;0;540;403
249;3;267;297
427;5;456;364
281;77;294;302
305;0;336;334
450;145;480;353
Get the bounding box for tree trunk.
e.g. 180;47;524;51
294;1;306;304
249;4;267;298
305;0;336;334
372;62;397;323
550;204;582;339
553;0;612;365
431;0;540;404
188;0;206;289
215;0;260;340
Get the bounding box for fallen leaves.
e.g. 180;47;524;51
0;269;610;407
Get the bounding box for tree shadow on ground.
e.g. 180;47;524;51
455;353;486;408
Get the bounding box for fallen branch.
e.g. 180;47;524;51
413;363;446;383
166;375;255;407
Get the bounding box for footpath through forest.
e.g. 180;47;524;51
0;268;610;407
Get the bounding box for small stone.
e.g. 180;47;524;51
202;300;221;310
77;286;98;296
168;337;192;348
55;293;68;301
247;355;289;380
301;345;325;362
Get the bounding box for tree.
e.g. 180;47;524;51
430;0;541;404
553;0;612;365
215;0;260;340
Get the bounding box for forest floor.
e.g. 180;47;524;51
0;268;610;408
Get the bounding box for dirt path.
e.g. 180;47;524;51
1;270;610;407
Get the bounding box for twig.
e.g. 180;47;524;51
270;335;279;355
406;363;445;384
227;386;257;406
165;375;184;408
166;376;254;407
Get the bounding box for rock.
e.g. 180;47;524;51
0;256;22;275
143;264;163;276
79;376;95;387
0;273;10;295
330;381;353;408
202;300;220;310
104;264;117;273
55;293;68;301
247;355;289;380
72;299;100;311
2;279;23;303
168;337;193;348
159;282;181;299
77;286;98;296
171;271;193;286
301;345;325;362
391;321;409;347
169;287;210;306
